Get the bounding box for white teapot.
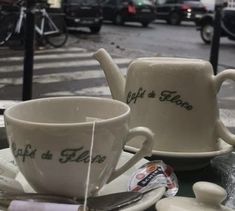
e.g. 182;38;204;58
94;48;235;153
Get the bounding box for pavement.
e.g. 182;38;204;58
0;46;130;99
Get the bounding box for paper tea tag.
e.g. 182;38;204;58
128;160;178;197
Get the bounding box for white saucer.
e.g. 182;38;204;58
125;139;234;171
15;151;166;211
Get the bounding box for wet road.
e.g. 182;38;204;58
0;21;235;103
74;20;235;69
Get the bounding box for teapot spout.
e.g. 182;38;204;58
93;48;126;102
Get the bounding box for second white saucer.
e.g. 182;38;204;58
125;139;233;171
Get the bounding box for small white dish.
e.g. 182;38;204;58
15;151;166;211
125;139;234;171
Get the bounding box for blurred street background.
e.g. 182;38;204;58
0;1;235;208
0;0;235;131
1;21;235;98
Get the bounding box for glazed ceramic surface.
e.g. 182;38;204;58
15;151;166;211
4;97;154;198
94;49;235;153
156;181;234;211
125;139;233;171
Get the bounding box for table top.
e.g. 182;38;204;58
146;151;235;210
0;147;234;211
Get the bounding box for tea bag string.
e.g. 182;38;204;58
83;121;96;211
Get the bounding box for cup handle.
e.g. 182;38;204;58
214;69;235;145
107;127;154;183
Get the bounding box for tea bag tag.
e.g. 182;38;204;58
83;121;96;211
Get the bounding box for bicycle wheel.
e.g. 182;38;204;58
44;18;68;48
0;12;16;46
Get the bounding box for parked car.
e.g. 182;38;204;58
101;0;156;27
154;0;207;25
62;0;103;33
196;8;235;44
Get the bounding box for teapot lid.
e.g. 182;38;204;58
156;182;234;211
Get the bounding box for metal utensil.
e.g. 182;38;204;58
0;191;143;211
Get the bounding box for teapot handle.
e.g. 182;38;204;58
107;127;154;183
214;69;235;145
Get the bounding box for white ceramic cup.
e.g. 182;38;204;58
4;97;154;198
124;57;235;152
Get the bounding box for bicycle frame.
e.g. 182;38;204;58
15;6;25;33
14;6;60;37
3;3;68;48
35;9;60;36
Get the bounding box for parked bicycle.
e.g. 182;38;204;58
0;0;68;48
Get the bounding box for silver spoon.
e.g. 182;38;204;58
0;191;143;211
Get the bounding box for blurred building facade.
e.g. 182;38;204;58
48;0;61;8
201;0;235;11
201;0;215;11
227;0;235;8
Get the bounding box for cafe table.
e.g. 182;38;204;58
0;102;234;210
145;151;235;211
0;147;233;211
